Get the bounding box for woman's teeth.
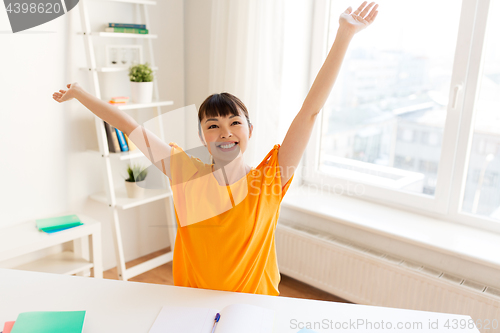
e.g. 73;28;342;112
219;142;236;149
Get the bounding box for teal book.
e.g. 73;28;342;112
43;225;81;234
11;311;86;333
35;214;83;232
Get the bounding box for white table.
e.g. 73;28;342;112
0;213;102;278
0;269;479;333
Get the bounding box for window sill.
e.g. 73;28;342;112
280;185;500;289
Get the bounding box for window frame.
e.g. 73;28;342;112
303;0;500;234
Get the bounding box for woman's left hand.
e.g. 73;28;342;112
339;1;378;34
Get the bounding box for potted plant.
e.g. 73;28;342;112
128;63;154;104
124;164;148;198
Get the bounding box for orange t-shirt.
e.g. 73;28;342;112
167;143;294;296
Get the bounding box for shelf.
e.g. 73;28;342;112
90;188;172;210
0;216;101;262
80;66;158;72
78;32;157;39
116;100;173;110
87;149;144;161
13;251;93;275
78;0;176;281
92;0;156;4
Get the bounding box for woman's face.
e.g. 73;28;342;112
199;110;252;164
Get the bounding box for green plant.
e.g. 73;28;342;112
125;164;148;182
128;63;154;82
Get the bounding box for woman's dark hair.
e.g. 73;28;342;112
198;92;251;134
198;93;252;165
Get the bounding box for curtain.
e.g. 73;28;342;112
209;0;286;166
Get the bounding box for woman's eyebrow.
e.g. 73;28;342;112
205;115;240;123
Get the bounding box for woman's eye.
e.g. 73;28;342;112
208;121;240;129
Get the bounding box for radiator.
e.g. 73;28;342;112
276;222;500;333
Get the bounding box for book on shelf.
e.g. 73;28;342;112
115;128;129;152
109;96;129;104
109;23;146;29
105;27;148;34
35;214;84;233
124;133;137;151
104;121;121;153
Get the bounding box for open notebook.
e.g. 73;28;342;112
148;303;275;333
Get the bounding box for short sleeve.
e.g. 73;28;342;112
168;142;200;186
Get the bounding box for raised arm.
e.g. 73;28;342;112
53;82;173;180
278;2;378;186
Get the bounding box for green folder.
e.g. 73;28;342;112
35;214;83;232
11;311;86;333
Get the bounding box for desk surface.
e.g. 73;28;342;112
0;269;479;333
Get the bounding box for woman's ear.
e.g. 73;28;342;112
249;123;254;139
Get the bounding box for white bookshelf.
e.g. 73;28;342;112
78;31;158;39
92;0;157;5
80;66;158;72
90;189;172;210
87;148;144;161
78;0;177;281
116;100;173;110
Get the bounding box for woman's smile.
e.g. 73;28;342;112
217;142;238;151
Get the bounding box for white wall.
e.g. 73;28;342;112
0;0;185;272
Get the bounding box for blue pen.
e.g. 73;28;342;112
211;313;221;333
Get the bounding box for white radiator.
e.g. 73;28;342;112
276;223;500;333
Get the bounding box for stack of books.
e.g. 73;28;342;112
105;23;148;34
108;96;129;104
104;121;137;153
3;311;86;333
35;214;84;234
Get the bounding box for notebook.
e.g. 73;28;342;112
10;311;86;333
148;303;275;333
35;214;83;233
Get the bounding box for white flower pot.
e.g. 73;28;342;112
125;180;146;198
130;81;153;104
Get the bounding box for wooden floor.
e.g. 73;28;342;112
103;247;350;303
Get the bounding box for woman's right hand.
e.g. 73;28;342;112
52;82;82;103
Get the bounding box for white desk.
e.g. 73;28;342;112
0;269;479;333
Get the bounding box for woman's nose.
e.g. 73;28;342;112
220;129;232;138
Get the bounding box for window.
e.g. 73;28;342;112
304;0;500;231
460;0;500;221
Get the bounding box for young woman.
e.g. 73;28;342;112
53;2;378;296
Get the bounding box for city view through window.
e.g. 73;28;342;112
319;1;499;221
